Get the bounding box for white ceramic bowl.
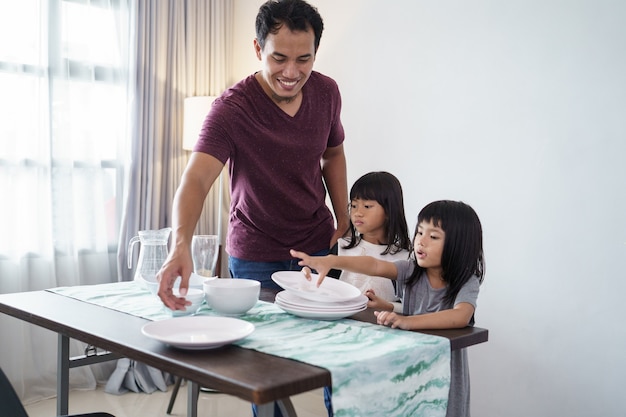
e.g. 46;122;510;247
202;276;218;294
204;278;260;316
187;272;207;290
172;288;205;316
175;287;205;303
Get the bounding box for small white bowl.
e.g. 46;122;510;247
172;288;205;316
187;272;207;290
204;278;260;316
175;287;204;303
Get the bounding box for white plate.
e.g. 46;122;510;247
275;291;367;311
275;301;366;320
275;298;366;314
141;316;254;350
271;271;362;303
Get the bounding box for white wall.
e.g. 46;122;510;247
233;1;626;416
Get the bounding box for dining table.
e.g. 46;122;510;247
0;281;488;417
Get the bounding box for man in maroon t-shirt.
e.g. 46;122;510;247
157;0;348;309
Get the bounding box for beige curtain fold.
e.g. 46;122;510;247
119;0;232;281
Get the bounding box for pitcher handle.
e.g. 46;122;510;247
127;236;141;269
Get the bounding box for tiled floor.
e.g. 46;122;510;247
24;383;326;417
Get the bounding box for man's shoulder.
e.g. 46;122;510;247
225;74;258;96
309;70;339;88
306;71;341;104
215;74;263;113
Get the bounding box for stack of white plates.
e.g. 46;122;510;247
271;271;368;320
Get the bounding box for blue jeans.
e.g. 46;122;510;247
230;250;333;417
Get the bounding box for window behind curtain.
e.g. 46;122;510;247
0;0;130;289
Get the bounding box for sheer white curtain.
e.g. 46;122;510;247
118;0;232;281
0;0;132;403
0;0;233;403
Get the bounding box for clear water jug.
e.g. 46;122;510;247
127;227;172;284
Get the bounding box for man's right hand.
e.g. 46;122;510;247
156;246;193;311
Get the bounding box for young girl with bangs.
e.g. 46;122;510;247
291;200;485;417
338;171;412;311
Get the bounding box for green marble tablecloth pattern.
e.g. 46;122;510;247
50;281;450;417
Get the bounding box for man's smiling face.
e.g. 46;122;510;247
254;24;316;104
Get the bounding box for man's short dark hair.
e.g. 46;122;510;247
256;0;324;52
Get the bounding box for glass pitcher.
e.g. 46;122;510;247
127;227;172;285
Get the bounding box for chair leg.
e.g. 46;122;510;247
166;376;183;414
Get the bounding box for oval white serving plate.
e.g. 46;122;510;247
142;316;254;350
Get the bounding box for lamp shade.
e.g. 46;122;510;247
183;96;217;150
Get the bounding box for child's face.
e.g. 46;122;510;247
413;220;445;269
350;199;387;243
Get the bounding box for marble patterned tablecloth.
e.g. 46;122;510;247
50;281;450;417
